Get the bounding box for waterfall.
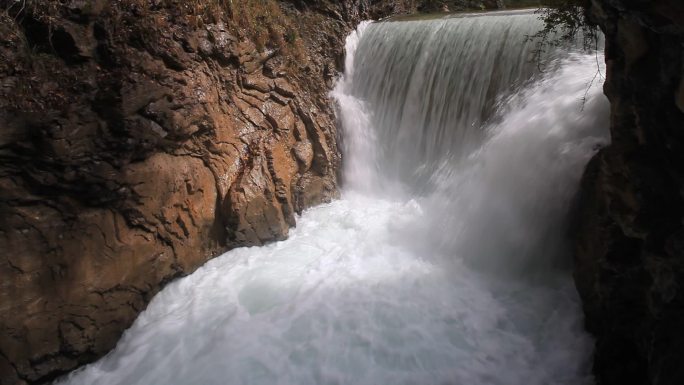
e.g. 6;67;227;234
333;10;608;276
57;10;609;385
335;11;579;195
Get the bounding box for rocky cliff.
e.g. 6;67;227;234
575;0;684;384
0;0;356;383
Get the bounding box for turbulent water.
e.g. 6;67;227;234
58;10;609;385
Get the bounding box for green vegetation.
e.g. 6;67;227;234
2;0;305;58
122;0;305;58
228;0;305;58
526;0;599;73
530;0;597;48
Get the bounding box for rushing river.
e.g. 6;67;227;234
58;10;609;385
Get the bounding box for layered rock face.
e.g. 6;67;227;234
0;1;359;383
575;0;684;384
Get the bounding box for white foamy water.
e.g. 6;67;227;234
58;11;609;385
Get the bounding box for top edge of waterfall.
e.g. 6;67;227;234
384;8;540;22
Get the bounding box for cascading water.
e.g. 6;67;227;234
57;10;609;385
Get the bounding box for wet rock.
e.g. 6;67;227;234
274;78;296;98
242;73;272;93
292;140;314;172
264;100;296;132
207;23;236;65
575;1;684;384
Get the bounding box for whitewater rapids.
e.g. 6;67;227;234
58;11;609;385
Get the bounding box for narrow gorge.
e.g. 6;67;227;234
0;1;682;385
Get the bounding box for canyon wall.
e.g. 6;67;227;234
0;1;356;383
575;0;684;384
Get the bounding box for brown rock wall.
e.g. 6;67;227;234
0;1;354;383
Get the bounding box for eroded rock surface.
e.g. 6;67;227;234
575;1;684;384
0;1;357;383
